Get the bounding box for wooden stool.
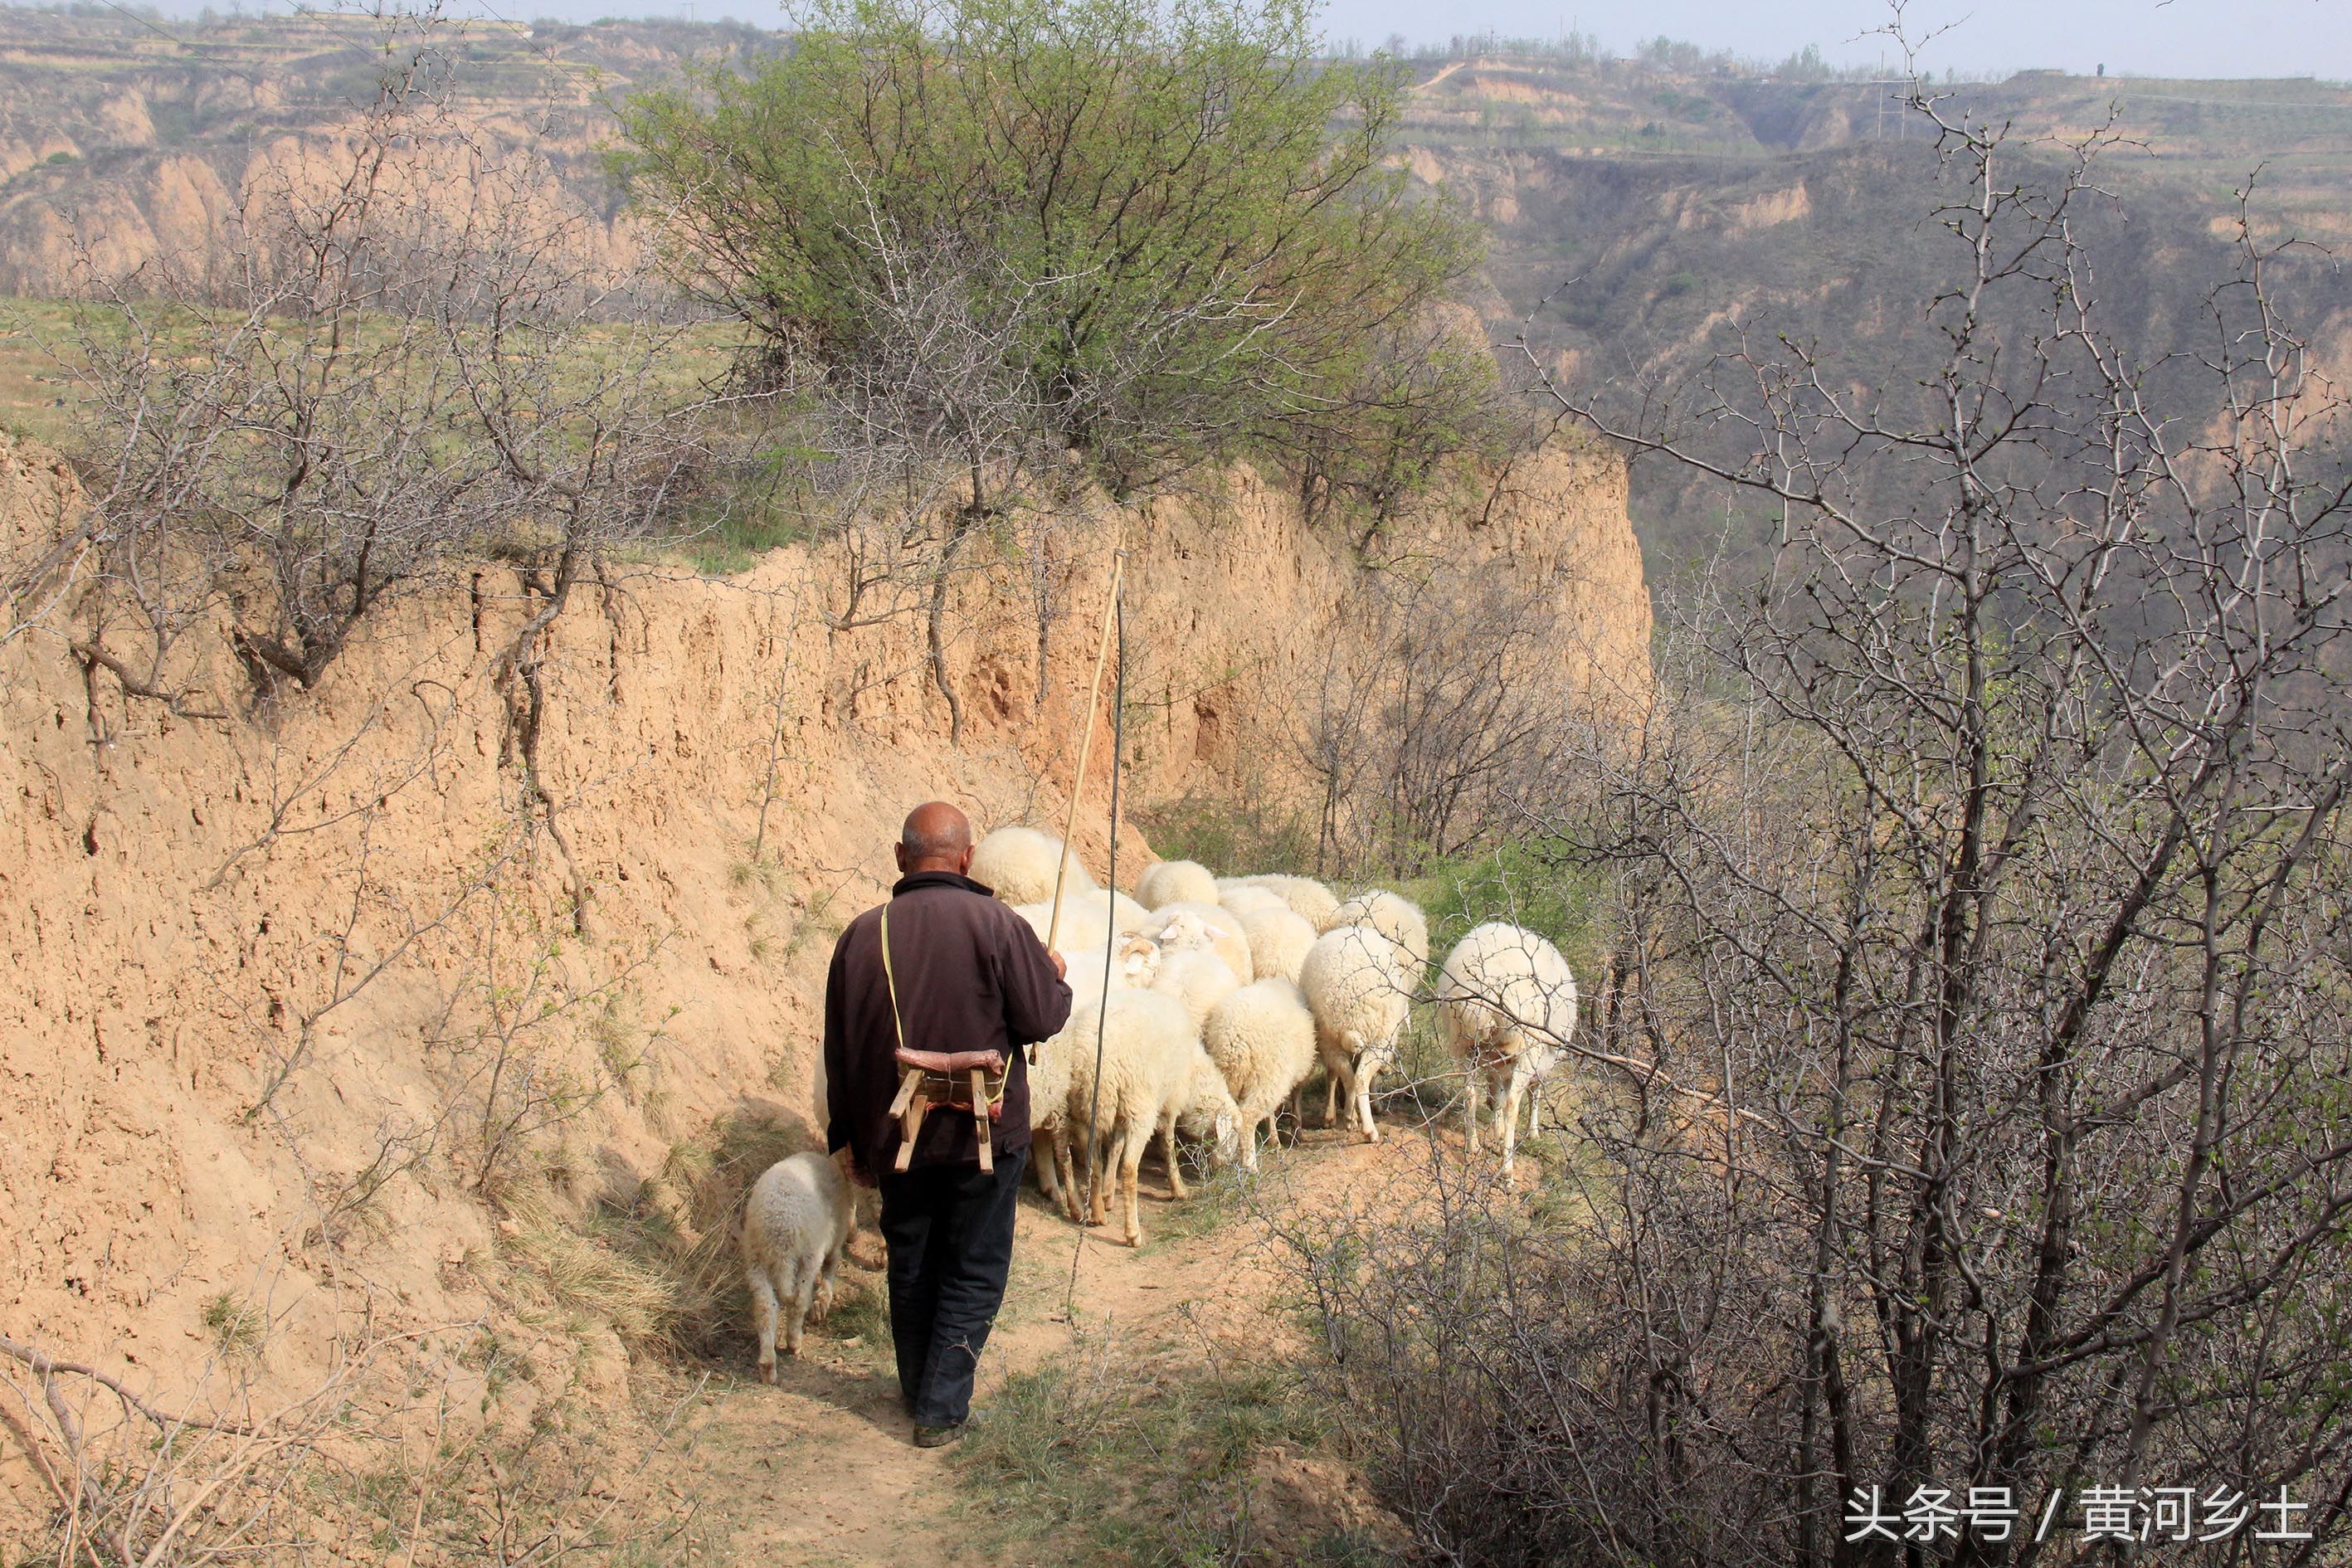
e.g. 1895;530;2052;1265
886;1048;1008;1173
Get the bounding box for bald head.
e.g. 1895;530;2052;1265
897;801;974;876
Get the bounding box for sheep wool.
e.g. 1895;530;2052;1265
1298;923;1412;1143
1150;947;1244;1030
1216;884;1288;922
1204;979;1318;1168
1329;889;1430;980
1257;874;1342;933
1064;989;1215;1247
1137;859;1218;909
1025;1027;1081;1221
1437;923;1580;1179
1163;1054;1242;1198
741;1152;855;1376
972;825;1093;907
1151;902;1255;983
1238;904;1317;987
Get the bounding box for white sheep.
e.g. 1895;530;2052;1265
1011;888;1156;960
1159;1053;1243;1199
972;826;1094;906
1064;990;1221;1246
1256;874;1342;933
1238;904;1317;986
741;1151;855;1378
1025;1027;1083;1222
1216;884;1288;922
1105;889;1153;934
1298;923;1412;1143
1031;935;1166;1218
1151;902;1256;982
1150;947;1244;1030
1437;923;1580;1179
1137;859;1218;910
1203;978;1318;1168
1329;889;1429;980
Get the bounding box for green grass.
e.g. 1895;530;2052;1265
0;298;83;445
1130;788;1322;879
1407;838;1610;989
956;1337;1389;1567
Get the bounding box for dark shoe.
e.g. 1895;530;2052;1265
912;1422;964;1449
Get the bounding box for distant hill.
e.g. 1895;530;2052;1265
2;9;2345;569
0;7;774;294
1395;56;2352;569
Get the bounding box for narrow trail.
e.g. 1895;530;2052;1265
669;1130;1410;1567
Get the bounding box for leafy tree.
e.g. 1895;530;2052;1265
617;0;1483;496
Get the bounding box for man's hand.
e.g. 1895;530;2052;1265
1049;950;1068;980
835;1144;876;1191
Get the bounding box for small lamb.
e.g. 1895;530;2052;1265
742;1151;855;1379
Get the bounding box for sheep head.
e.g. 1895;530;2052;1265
1154;910;1213;955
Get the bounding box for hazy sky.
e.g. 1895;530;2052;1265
194;0;2352;80
1317;0;2352;80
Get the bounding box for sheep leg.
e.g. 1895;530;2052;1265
1325;1055;1356;1136
785;1258;821;1358
1527;1074;1544;1139
749;1269;781;1384
1034;1126;1059;1201
1497;1069;1527;1181
1241;1109;1264;1171
1034;1124;1066;1208
813;1239;842;1321
1355;1057;1380;1144
1120;1123;1148;1248
1158;1109;1190;1200
1086;1119;1113;1227
1053;1127;1083;1223
1463;1062;1484;1157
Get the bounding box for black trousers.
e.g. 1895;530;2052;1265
877;1147;1025;1427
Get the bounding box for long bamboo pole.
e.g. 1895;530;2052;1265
1044;549;1127;952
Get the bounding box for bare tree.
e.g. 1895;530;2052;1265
1301;559;1566;879
1298;75;2352;1568
2;6;748;736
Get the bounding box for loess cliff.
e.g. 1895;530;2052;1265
0;426;1648;1481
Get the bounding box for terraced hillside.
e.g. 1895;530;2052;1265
3;9;2346;566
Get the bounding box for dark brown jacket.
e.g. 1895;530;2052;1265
823;871;1073;1176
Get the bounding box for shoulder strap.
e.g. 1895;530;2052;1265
881;899;1013;1112
879;903;907;1054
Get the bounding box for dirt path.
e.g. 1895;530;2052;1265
668;1132;1402;1568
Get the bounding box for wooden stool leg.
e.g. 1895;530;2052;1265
888;1069;921;1118
895;1092;928;1171
971;1069;992;1174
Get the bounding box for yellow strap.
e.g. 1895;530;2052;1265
880;903;1008;1114
879;905;907;1054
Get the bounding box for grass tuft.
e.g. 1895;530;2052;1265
200;1288;266;1362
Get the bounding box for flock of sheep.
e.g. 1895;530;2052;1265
742;825;1581;1377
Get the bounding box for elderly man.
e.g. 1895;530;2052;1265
824;801;1071;1447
